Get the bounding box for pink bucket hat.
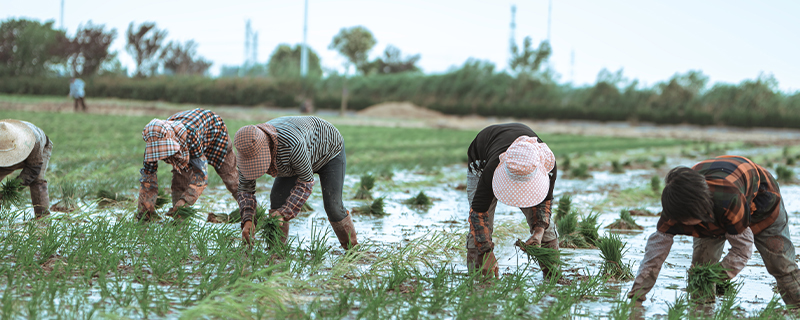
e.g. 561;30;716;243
492;136;555;208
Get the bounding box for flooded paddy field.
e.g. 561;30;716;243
2;109;800;319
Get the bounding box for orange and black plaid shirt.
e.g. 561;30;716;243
142;109;229;174
657;155;782;237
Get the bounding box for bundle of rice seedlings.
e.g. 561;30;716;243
578;212;600;245
605;209;644;230
652;155;666;169
596;233;634;281
516;240;562;280
50;181;79;212
555;194;572;223
0;178;25;209
173;206;199;220
787;157;796;166
96;189;130;206
628;208;658;216
561;155;571;171
650;176;662;195
256;213;284;245
353;174;376;200
687;262;731;302
776;165;795;183
352;197;387;215
611;160;625;173
155;189;170;209
557;210;589;248
228;205;266;224
206;213;229;223
404;191;433;207
570;163;590;179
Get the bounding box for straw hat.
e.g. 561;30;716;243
235;125;271;180
492;136;555;208
0;119;36;166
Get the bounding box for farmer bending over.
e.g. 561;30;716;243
235;116;357;250
628;156;800;306
137;109;238;221
0;119;53;219
467;123;558;278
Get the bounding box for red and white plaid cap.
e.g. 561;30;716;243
492;136;555;208
142;119;182;163
234;125;271;180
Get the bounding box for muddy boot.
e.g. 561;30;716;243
466;248;481;273
330;213;358;250
539;239;561;279
279;220;290;244
776;270;800;308
29;180;50;219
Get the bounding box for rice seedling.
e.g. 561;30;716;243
776;165;795;183
96;189;130;206
300;202;314;212
596;233;634;281
353;174;376;200
50;180;79;213
254;208;284;245
515;240;562;280
578;212;600;245
173;206;199;220
555;194;572;223
606;209;644;230
666;294;690;320
0;178;25;209
753;295;785;319
404;191;433;207
686;262;732;302
557;210;589;248
351;197;387;215
611;160;625;173
570;163;591;179
651;175;662;194
787;157;795;166
653;155;667;168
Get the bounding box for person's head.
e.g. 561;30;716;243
234;124;275;180
0;120;36;167
142;119;182;163
492;135;555;208
661;166;714;225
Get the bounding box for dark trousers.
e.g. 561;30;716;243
74;98;86;112
270;146;348;222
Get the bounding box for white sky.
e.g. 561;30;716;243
4;0;799;91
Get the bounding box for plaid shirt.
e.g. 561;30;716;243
142;109;229;174
657;155;782;237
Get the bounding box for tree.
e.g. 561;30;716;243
267;44;322;78
509;37;551;79
126;22;167;77
329;26;376;116
60;21;116;77
362;45;420;75
160;40;211;75
0;18;66;76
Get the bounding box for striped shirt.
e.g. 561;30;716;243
657;155;782;237
269;116;343;182
142;109;229;174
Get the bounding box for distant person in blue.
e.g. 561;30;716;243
69;78;86;112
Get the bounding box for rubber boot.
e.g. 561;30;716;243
539;238;561;279
466;248;499;278
776;270;800;308
29;180;50;219
466;248;481;273
279;221;290;244
330;213;358;250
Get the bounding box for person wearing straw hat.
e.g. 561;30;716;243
234;116;357;250
466;123;558;278
0;119;53;219
628;156;800;306
137;109;238;221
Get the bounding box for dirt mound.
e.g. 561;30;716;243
357;102;445;119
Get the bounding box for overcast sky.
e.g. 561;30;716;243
4;0;799;91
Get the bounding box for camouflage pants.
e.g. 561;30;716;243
171;143;238;206
465;169;557;250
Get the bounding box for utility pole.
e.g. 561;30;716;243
570;49;575;83
244;19;251;68
547;0;552;42
60;0;64;30
252;31;258;64
509;5;516;71
300;0;309;77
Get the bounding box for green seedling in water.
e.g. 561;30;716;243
650;176;662;194
611;160;625;173
561;155;571;171
352;197;387;215
557;210;590;248
404;191;432;207
173;206;199;220
776;165;794;183
606;209;644;230
570;163;591;179
516;240;562;280
354;174;376;200
96;189;129;206
578;212;600;244
0;178;25;209
686;262;732;302
228;206;266;224
596;233;634;281
51;181;79;212
256;214;284;245
555;194;572;223
155;188;170;209
653;155;667;169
